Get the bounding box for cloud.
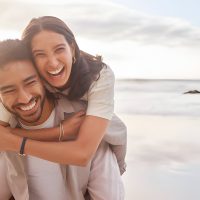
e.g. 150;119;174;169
0;0;200;47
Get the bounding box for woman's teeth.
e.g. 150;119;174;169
48;66;64;75
20;99;36;111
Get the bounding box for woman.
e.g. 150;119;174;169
0;16;126;173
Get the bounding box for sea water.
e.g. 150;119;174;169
115;79;200;116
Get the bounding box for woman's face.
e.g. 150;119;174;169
31;30;74;88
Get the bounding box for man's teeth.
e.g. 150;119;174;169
48;66;63;75
20;100;36;111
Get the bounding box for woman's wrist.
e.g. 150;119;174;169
7;133;22;152
52;126;60;141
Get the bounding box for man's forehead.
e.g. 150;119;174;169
1;59;35;70
0;60;39;85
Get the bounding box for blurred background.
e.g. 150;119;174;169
1;0;200;199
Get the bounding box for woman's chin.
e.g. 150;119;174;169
46;71;69;89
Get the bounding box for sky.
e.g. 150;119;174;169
0;0;200;79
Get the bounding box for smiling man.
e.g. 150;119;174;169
0;39;124;200
0;60;49;125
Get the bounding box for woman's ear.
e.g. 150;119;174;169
70;42;76;57
70;43;76;64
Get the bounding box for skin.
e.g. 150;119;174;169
31;30;74;89
0;58;108;166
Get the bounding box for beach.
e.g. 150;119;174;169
115;80;200;200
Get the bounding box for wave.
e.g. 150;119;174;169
115;79;200;116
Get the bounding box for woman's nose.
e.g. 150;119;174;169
47;55;59;68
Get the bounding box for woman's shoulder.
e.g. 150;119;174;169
99;65;115;81
91;64;115;91
85;64;115;96
81;64;115;119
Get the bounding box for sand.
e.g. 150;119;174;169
119;114;200;200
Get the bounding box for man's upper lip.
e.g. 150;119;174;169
15;98;37;111
18;100;36;111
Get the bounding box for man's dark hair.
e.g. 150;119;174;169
0;39;32;68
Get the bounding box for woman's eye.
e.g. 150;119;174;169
56;47;65;53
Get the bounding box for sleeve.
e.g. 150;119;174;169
0;153;12;199
103;114;127;175
86;65;115;120
87;141;125;200
109;144;127;175
0;103;12;124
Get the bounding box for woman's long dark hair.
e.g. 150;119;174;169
22;16;105;100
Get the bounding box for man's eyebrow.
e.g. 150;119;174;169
24;75;38;83
0;75;38;91
0;85;15;92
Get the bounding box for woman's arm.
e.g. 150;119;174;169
23;116;109;165
1;116;108;166
0;120;9;127
10;127;59;141
9;111;84;141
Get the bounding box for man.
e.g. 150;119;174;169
0;39;124;199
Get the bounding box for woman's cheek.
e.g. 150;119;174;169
35;60;45;73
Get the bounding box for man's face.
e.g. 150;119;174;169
0;60;46;125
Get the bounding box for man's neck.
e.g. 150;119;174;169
38;97;54;125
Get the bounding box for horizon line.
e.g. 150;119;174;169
116;78;200;81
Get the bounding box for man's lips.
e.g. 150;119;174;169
18;99;37;111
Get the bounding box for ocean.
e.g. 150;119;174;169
115;79;200;116
115;79;200;200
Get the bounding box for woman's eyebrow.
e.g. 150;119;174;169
32;49;43;54
53;43;66;49
32;43;66;53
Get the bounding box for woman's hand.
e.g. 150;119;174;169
62;110;85;140
0;125;21;152
0;125;11;151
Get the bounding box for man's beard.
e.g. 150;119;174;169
3;95;46;124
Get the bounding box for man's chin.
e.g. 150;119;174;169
17;110;42;126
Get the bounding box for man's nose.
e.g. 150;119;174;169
17;88;32;104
